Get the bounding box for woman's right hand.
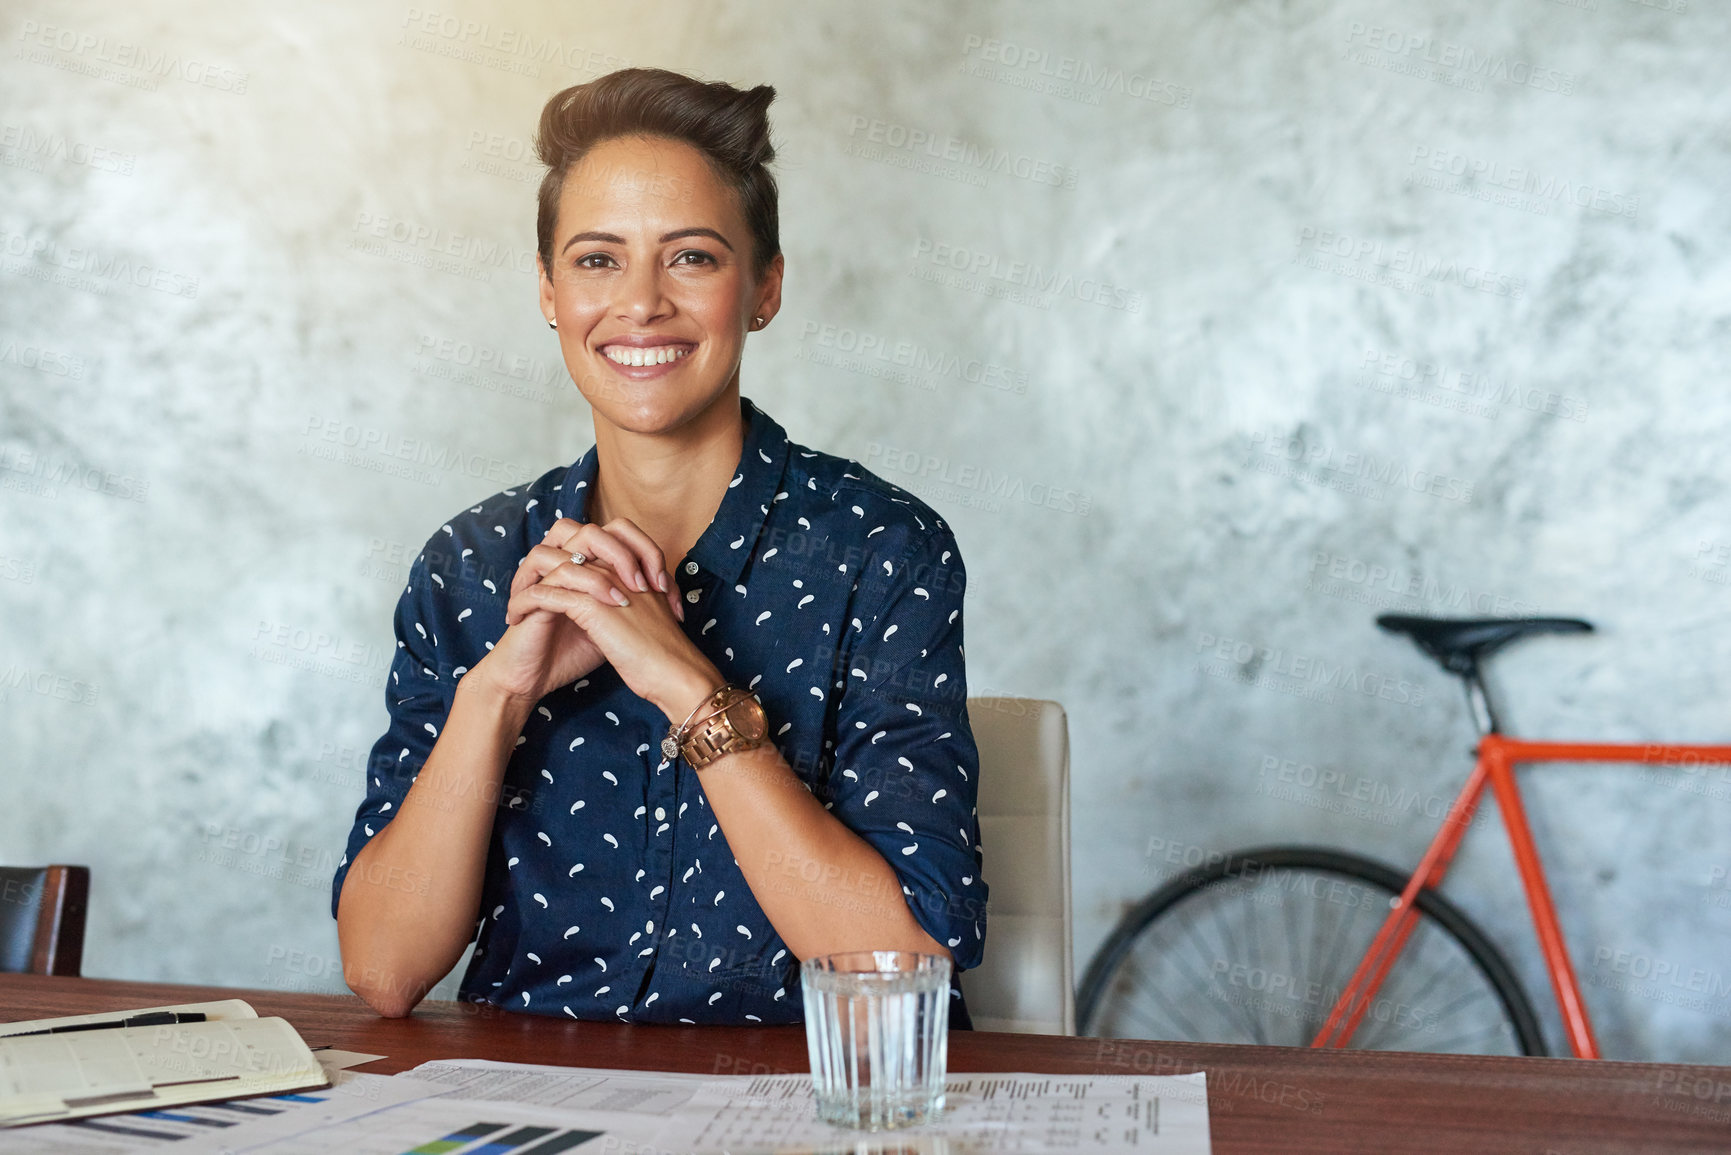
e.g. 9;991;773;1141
471;519;685;705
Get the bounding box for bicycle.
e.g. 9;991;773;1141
1078;614;1731;1057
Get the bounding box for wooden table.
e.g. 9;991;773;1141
4;975;1728;1153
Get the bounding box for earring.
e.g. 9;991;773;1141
548;320;557;330
752;316;765;330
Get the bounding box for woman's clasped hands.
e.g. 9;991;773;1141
475;517;717;715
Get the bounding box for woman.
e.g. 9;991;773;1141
332;68;987;1025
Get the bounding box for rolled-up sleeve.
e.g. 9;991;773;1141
329;550;455;918
825;526;988;970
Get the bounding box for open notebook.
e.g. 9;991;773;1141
0;999;328;1127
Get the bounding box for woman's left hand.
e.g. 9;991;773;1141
506;521;721;722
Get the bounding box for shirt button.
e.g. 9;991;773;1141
685;589;701;604
684;561;699;575
654;807;666;821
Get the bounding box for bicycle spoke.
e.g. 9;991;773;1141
1242;879;1276;1045
1184;891;1269;1043
1278;871;1310;1047
1117;909;1247;1042
1081;850;1540;1057
1113;950;1214;1040
1421;1021;1511;1054
1360;926;1457;1048
1199;889;1270;1046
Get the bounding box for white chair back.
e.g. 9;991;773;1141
959;697;1073;1034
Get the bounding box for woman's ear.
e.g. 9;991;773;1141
751;252;785;330
538;254;558;328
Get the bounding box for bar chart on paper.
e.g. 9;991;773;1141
5;1092;340;1153
387;1119;602;1154
181;1099;613;1155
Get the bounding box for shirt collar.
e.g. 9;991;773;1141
558;395;791;587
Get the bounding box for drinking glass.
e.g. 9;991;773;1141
801;951;950;1130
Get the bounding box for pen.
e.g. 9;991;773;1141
9;1011;208;1036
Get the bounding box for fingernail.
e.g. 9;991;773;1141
658;571;669;593
636;573;650;593
612;589;630;607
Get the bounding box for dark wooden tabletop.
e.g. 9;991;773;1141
4;975;1728;1153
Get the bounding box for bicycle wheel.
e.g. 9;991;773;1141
1079;846;1546;1055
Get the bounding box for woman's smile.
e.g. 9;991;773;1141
597;335;697;376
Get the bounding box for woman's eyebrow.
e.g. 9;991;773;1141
560;227;735;254
659;227;733;251
562;230;626;253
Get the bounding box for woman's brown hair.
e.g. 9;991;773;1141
535;68;779;276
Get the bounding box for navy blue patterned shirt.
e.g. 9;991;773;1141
332;397;987;1024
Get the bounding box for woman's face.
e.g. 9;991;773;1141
539;134;782;437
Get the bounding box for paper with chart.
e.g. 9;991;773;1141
155;1063;697;1154
3;1068;442;1155
400;1061;1211;1154
664;1071;1211;1154
170;1090;661;1155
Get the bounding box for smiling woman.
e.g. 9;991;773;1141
330;69;989;1027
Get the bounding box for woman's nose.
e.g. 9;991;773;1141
614;259;672;325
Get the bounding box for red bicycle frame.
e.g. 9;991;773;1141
1311;737;1731;1058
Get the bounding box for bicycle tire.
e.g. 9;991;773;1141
1078;846;1547;1056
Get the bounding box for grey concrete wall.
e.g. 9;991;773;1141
2;0;1726;1061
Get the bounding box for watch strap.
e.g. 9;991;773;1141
677;686;767;769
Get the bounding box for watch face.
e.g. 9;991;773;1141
725;696;769;742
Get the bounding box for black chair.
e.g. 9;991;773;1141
0;865;90;975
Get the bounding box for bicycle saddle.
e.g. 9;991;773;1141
1376;614;1594;675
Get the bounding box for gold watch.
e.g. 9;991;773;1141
664;685;769;770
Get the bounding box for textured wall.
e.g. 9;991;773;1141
2;0;1727;1061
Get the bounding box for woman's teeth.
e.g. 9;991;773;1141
604;345;691;367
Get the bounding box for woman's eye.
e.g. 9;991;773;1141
672;249;716;267
575;252;615;269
